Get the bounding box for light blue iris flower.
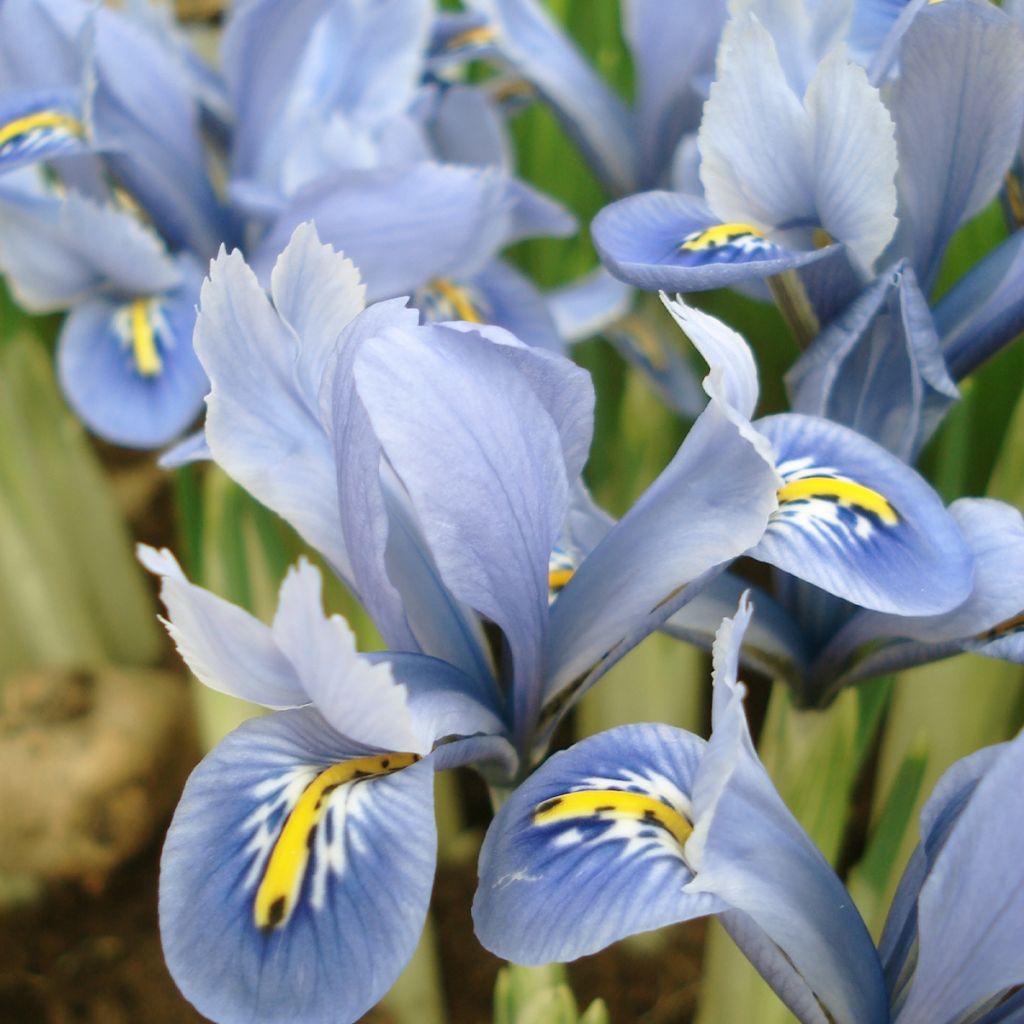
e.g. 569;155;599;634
655;295;1023;705
0;0;225;447
474;595;1024;1024
593;0;1024;323
140;220;791;1021
221;0;579;352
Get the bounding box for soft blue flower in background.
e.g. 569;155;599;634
592;0;1024;324
0;0;223;447
474;596;1024;1024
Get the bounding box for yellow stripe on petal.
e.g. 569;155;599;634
0;109;83;150
975;610;1024;644
129;299;163;378
254;752;420;933
446;24;497;49
431;278;483;323
533;789;693;849
679;223;765;251
777;476;900;526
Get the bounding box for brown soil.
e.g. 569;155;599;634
0;838;704;1024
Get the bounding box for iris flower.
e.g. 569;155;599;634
475;595;1024;1023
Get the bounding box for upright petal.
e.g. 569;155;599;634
684;597;889;1024
161;708;436;1024
786;261;958;461
467;0;637;196
888;0;1024;290
354;323;571;740
894;730;1024;1023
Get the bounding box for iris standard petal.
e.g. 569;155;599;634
592;190;826;293
161;708;437;1024
56;261;206;449
623;0;725;187
786;261;958;462
888;0;1024;291
684;597;889;1024
354;323;570;739
252;163;514;301
473;722;720;964
467;0;637;196
194;240;364;583
138;545;306;709
750;413;975;615
895;730;1024;1023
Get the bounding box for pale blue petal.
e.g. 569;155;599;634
685;597;889;1024
429;84;509;169
802;44;898;273
161;708;436;1024
158;428;210;470
936;231;1024;381
546;266;634;345
252;164;514;300
751;413;975;615
889;1;1024;291
194;240;366;585
895;730;1024;1023
698;13;815;239
56;261;206;449
593;190;828;293
467;0;637;196
0;181;180;313
137;545;306;709
543;384;779;709
473;723;721;964
270;560;426;754
623;0;725;187
787;261;958;461
354;324;571;741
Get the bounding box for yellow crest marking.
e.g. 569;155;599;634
254;752;420;933
680;223;765;251
446;24;498;50
128;299;163;378
432;278;483;323
777;476;900;526
547;567;575;592
0;110;83;149
533;789;693;849
975;610;1024;644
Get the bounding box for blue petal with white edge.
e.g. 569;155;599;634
787;261;958;462
473;722;723;964
891;730;1024;1023
139;545;307;710
0;91;87;173
56;260;206;449
592;191;828;294
684;597;889;1024
750;413;975;615
887;1;1024;291
466;0;637;197
161;708;437;1024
